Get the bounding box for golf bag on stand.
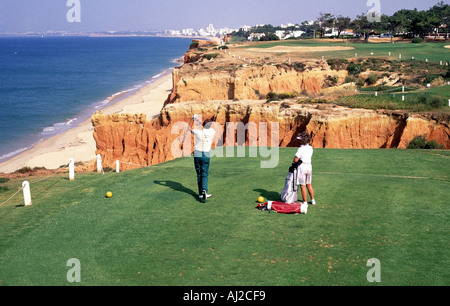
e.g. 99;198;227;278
281;161;301;204
256;161;306;214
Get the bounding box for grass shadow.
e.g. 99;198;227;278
154;180;198;200
253;188;281;202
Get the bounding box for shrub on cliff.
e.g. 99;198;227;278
365;73;379;86
189;41;199;49
327;59;349;71
407;135;444;149
347;63;363;76
266;92;298;102
203;53;219;61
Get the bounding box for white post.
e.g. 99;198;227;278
402;86;405;92
399;54;402;59
375;91;378;97
402;95;405;101
116;160;120;173
440;61;443;65
69;158;75;181
389;52;391;56
96;154;102;173
22;181;32;206
426;59;428;63
448;99;450;107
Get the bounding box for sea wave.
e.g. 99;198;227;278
42;117;79;136
0;147;31;162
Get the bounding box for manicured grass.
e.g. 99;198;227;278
247;39;450;62
0;148;449;286
335;85;450;111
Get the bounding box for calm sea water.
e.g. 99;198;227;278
0;36;189;163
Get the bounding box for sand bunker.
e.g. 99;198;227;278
247;45;355;53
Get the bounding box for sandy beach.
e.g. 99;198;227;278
0;71;174;174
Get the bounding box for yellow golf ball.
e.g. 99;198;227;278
106;191;113;198
258;196;265;203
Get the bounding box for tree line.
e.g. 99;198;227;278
232;1;450;42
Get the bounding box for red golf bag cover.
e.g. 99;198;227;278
266;201;302;214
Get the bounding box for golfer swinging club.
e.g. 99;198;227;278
188;115;216;203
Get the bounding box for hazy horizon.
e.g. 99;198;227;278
0;0;446;33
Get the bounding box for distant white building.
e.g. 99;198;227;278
284;30;305;39
281;23;296;28
248;33;266;41
324;27;339;37
182;28;195;36
206;24;216;36
240;25;253;32
275;30;285;40
218;27;235;36
165;29;181;36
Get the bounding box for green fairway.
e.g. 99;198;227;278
334;84;450;111
246;39;450;62
0;148;449;286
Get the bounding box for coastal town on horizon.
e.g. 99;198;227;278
0;22;311;40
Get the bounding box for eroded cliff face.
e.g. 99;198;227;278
165;47;347;104
91;101;450;170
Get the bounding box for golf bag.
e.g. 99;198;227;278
280;167;298;204
256;201;303;214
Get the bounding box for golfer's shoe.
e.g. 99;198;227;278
301;202;308;214
310;199;316;206
198;193;212;199
201;190;207;203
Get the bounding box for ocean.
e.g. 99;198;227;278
0;36;189;163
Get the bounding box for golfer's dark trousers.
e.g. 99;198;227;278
194;150;210;195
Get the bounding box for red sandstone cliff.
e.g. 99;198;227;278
165;40;348;105
91;101;450;170
166;61;347;105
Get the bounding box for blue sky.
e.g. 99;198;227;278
0;0;446;33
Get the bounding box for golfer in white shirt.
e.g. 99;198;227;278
189;115;216;203
293;132;315;211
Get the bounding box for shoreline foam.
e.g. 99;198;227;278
0;69;174;174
